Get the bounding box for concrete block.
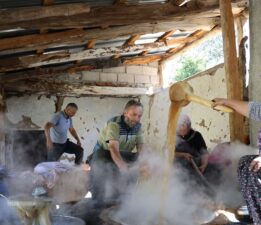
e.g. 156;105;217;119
151;75;160;85
118;73;135;84
68;72;82;81
142;66;158;76
135;75;151;84
82;71;100;82
148;62;159;68
126;65;143;75
100;72;118;82
103;66;125;73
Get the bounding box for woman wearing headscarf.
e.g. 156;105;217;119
213;98;261;225
175;114;209;174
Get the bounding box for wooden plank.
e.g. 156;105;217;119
123;55;163;65
43;0;54;6
0;58;123;83
0;21;216;55
0;2;245;30
0;3;90;25
0;42;169;72
0;29;88;52
219;0;244;142
123;35;141;47
156;30;176;43
4;81;160;97
86;39;97;49
161;26;221;62
166;30;208;46
114;0;127;5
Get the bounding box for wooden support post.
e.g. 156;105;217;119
55;96;65;113
219;0;244;142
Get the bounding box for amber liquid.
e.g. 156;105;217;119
159;101;182;225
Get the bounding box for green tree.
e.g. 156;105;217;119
175;57;205;81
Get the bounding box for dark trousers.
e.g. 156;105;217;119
47;139;83;165
89;146;138;203
238;155;261;225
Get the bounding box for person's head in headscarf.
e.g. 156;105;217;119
176;114;191;136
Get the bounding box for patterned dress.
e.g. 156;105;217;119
237;102;261;225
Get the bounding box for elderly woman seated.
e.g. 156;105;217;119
174;114;221;186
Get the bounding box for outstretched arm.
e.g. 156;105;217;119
212;98;248;117
108;140;128;172
69;127;81;146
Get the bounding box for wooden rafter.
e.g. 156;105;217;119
4;81;158;97
42;0;54;6
0;2;245;30
0;42;169;72
123;35;141;47
161;26;221;62
0;3;90;25
0;58;123;83
156;30;176;43
0;29;88;52
86;39;97;49
166;30;208;46
123;55;163;65
114;0;127;5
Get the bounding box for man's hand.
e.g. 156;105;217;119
182;153;193;161
46;140;53;150
249;156;261;172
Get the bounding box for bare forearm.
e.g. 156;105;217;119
223;100;248;116
69;128;80;142
108;141;128;171
44;123;52;142
201;154;209;167
213;99;248;117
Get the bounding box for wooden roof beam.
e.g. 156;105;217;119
0;58;123;83
4;82;158;97
123;35;141;47
123;55;163;65
0;42;169;72
0;3;90;25
0;2;245;30
160;26;221;62
86;39;97;49
156;30;176;43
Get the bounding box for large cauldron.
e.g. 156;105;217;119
7;196;85;225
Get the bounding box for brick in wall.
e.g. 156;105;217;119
100;72;118;82
118;73;135;84
82;71;100;82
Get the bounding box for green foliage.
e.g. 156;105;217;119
175;57;206;81
167;34;224;83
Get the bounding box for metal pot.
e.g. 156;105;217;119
51;215;85;225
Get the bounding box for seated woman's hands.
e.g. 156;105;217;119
180;152;193;161
249;156;261;172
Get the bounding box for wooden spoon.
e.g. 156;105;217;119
169;81;233;113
